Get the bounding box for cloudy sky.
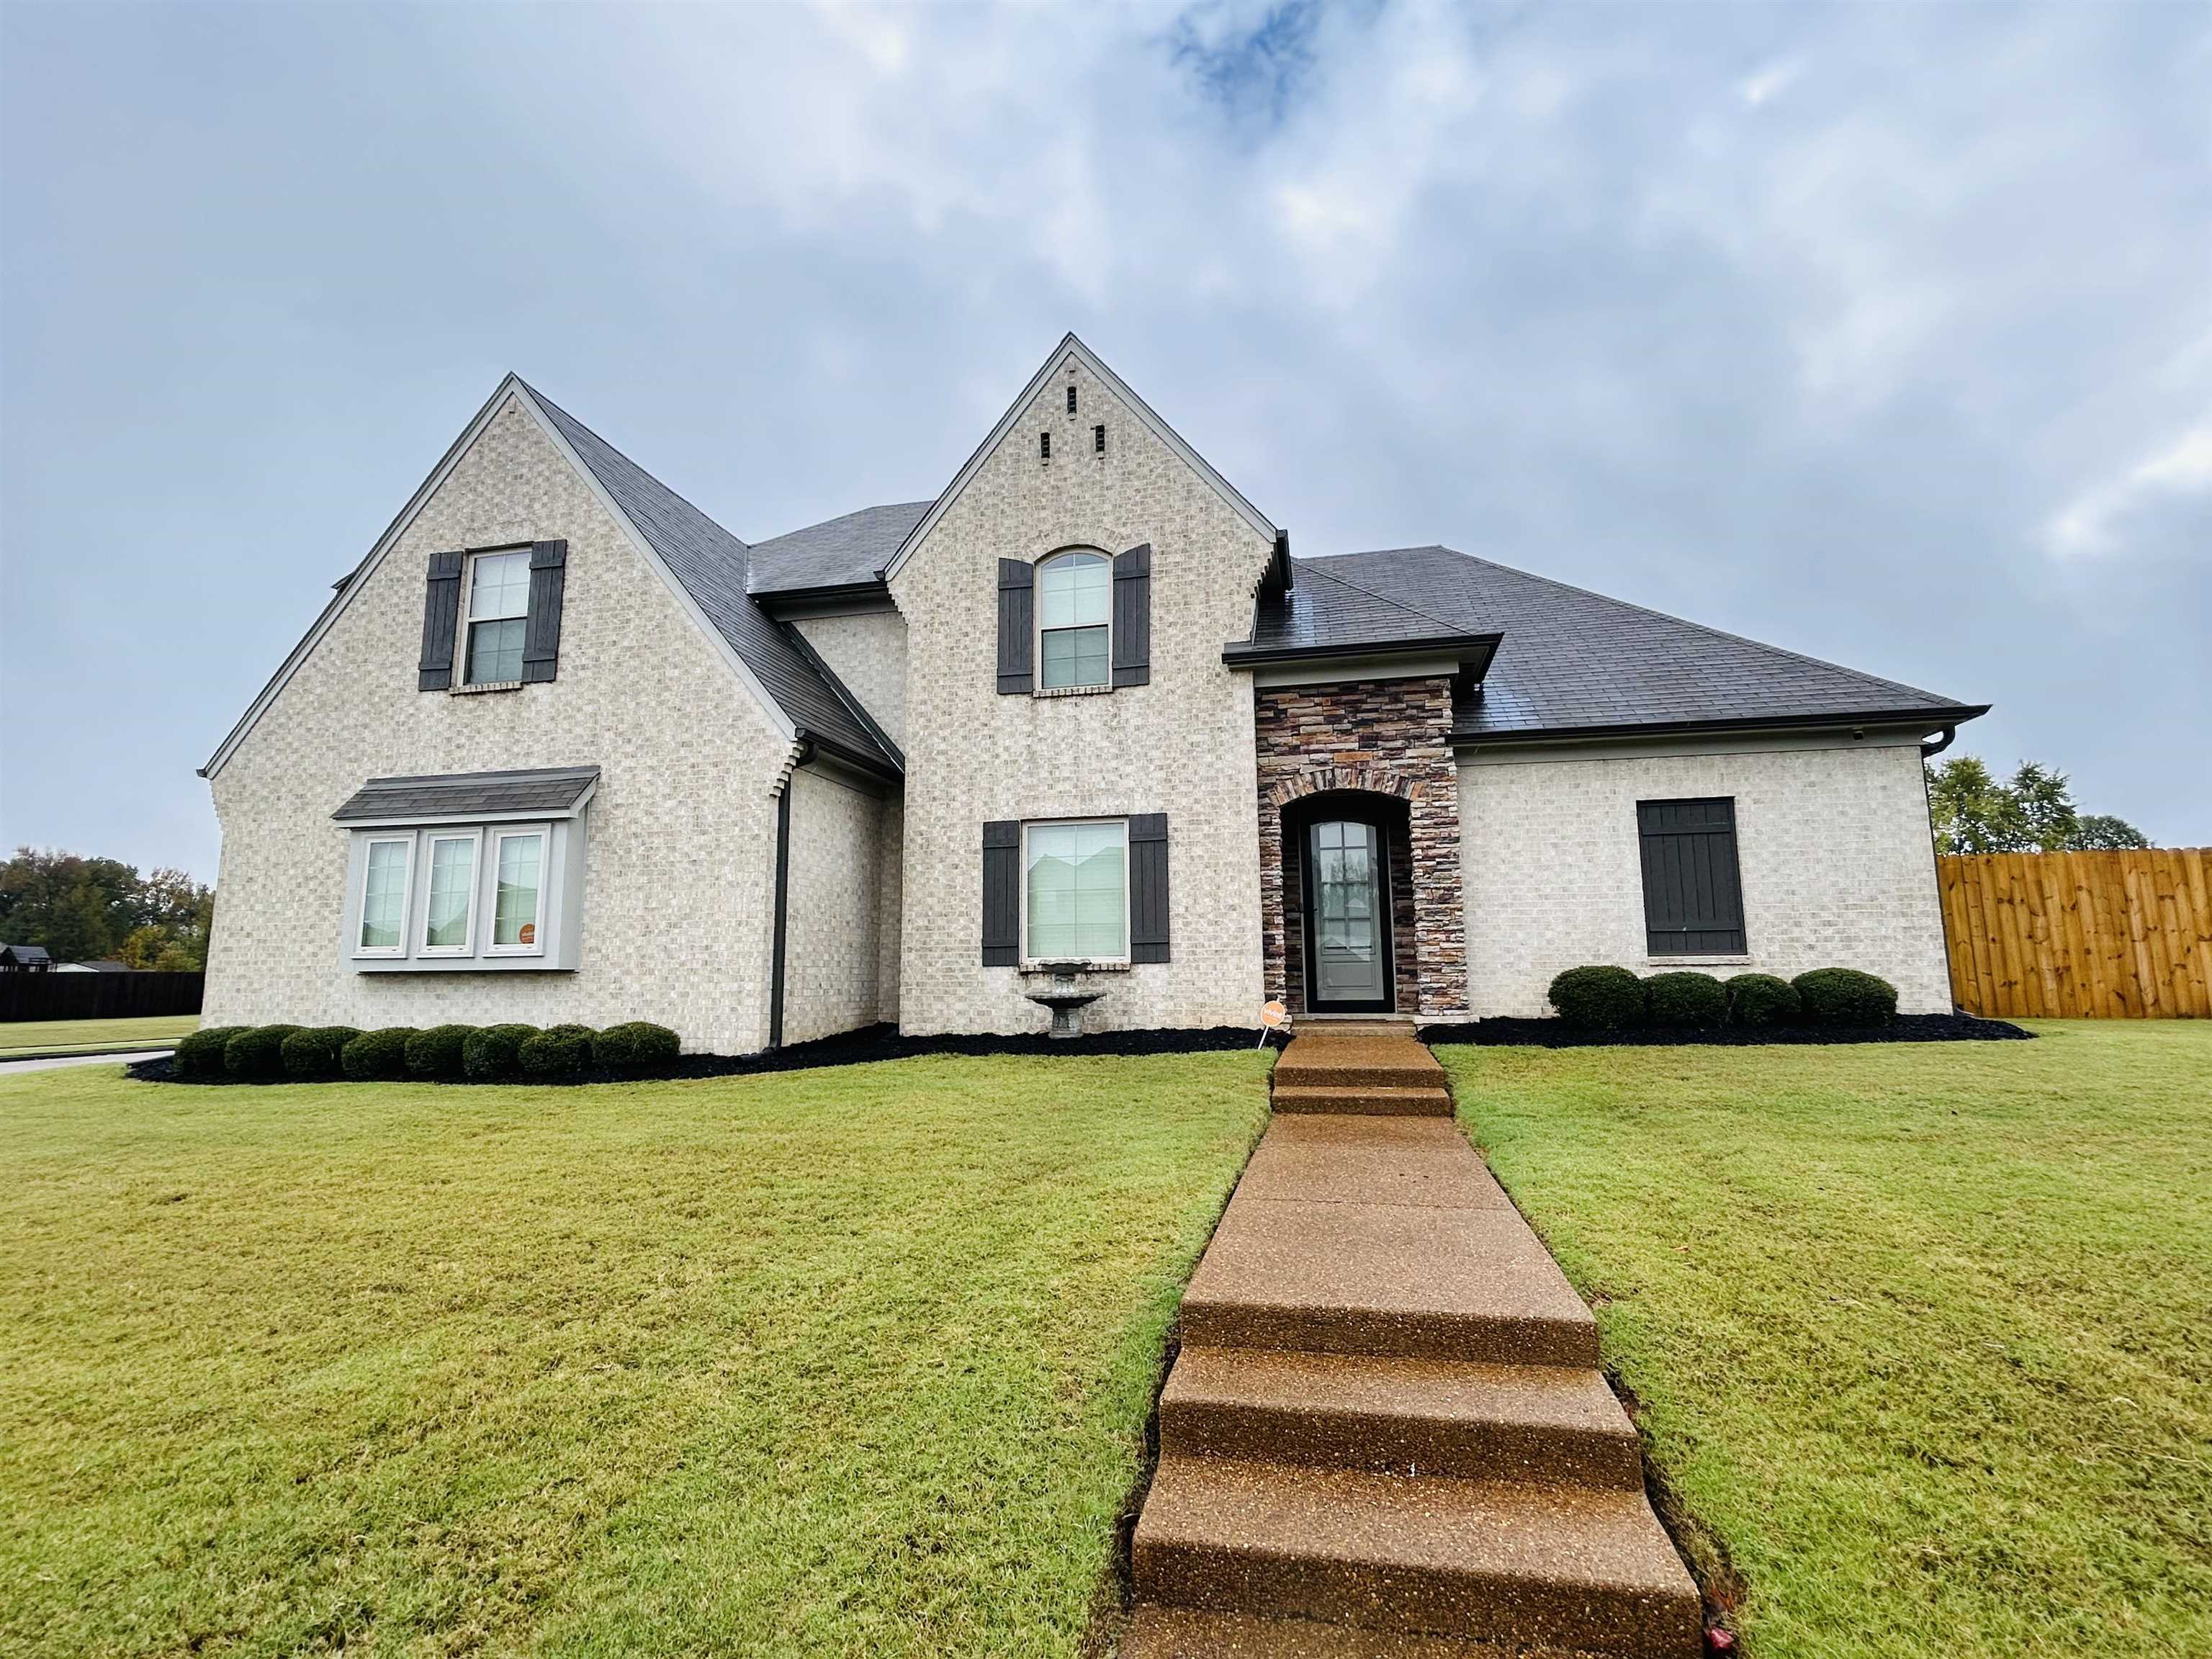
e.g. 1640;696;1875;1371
3;1;2207;878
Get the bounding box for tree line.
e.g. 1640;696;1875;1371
0;849;215;970
1926;757;2149;856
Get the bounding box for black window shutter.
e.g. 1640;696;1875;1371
1112;543;1151;688
1129;813;1170;963
996;559;1033;694
1637;798;1747;955
416;550;464;691
521;539;569;683
981;820;1021;965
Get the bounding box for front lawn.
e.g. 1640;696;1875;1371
0;1051;1270;1657
1438;1021;2211;1659
0;1013;199;1058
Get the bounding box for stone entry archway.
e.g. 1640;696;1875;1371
1254;678;1469;1019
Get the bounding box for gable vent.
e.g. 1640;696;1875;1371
1094;423;1106;454
1040;430;1051;461
1066;385;1077;414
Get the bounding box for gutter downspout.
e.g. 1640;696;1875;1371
769;740;811;1049
1919;725;1960;1012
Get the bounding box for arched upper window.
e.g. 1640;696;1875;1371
1036;549;1111;690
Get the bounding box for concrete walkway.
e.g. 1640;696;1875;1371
1126;1022;1700;1658
0;1048;171;1073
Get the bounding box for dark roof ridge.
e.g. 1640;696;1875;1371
1318;542;1958;707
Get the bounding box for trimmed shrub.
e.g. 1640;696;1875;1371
224;1024;302;1081
592;1021;681;1071
1547;966;1647;1030
1792;968;1899;1027
173;1025;247;1080
462;1023;541;1082
342;1027;418;1081
519;1024;596;1078
280;1025;361;1080
1725;974;1802;1028
405;1024;477;1079
1644;971;1727;1028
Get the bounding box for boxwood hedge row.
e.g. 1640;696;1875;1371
161;1020;683;1084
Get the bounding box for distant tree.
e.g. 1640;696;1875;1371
0;848;215;968
2072;814;2152;850
1927;757;2151;855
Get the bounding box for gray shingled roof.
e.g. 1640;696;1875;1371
1249;547;1982;739
749;500;932;595
334;765;601;823
523;385;898;772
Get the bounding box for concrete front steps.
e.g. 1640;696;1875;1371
1125;1027;1701;1659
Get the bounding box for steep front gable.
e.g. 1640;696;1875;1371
202;378;895;784
884;333;1280;1034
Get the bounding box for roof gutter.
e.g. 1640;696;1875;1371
1223;630;1504;670
1451;704;1992;750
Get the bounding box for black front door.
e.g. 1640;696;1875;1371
1303;817;1393;1012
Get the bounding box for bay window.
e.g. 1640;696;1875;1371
489;830;547;953
356;837;413;957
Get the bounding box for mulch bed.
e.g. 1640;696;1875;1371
1416;1013;2033;1048
127;1023;1277;1088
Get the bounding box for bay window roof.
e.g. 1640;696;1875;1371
333;765;601;826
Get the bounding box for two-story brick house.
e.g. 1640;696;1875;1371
199;335;1984;1050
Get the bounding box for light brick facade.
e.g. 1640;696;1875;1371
202;393;793;1055
780;765;891;1044
202;350;1965;1055
889;350;1273;1035
793;609;908;747
1457;734;1954;1015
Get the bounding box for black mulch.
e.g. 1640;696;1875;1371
126;1023;1279;1088
1416;1013;2033;1048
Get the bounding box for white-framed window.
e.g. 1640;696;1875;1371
354;836;415;958
487;828;547;955
1023;819;1128;962
1035;549;1111;691
418;830;482;956
463;548;531;685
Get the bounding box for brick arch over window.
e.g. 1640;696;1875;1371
1265;768;1417;811
1254;678;1470;1017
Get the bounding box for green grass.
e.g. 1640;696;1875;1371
0;1013;200;1058
1437;1022;2212;1659
0;1051;1271;1658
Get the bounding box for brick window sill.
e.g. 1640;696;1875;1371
1645;956;1753;967
450;680;524;697
1033;683;1112;700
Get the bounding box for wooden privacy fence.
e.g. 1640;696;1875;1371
1938;850;2212;1019
0;971;205;1023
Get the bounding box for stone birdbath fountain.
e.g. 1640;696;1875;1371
1021;962;1107;1038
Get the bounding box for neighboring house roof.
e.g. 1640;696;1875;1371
749;500;932;595
59;960;133;973
334;765;603;824
522;385;898;773
0;943;53;966
1246;547;1984;741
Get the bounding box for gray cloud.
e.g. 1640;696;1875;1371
4;0;2206;876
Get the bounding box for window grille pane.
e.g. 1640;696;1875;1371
1038;553;1109;629
1025;822;1126;959
360;842;407;950
493;835;543;947
469;549;530;620
1040;624;1109;689
423;837;475;950
467;616;527;683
